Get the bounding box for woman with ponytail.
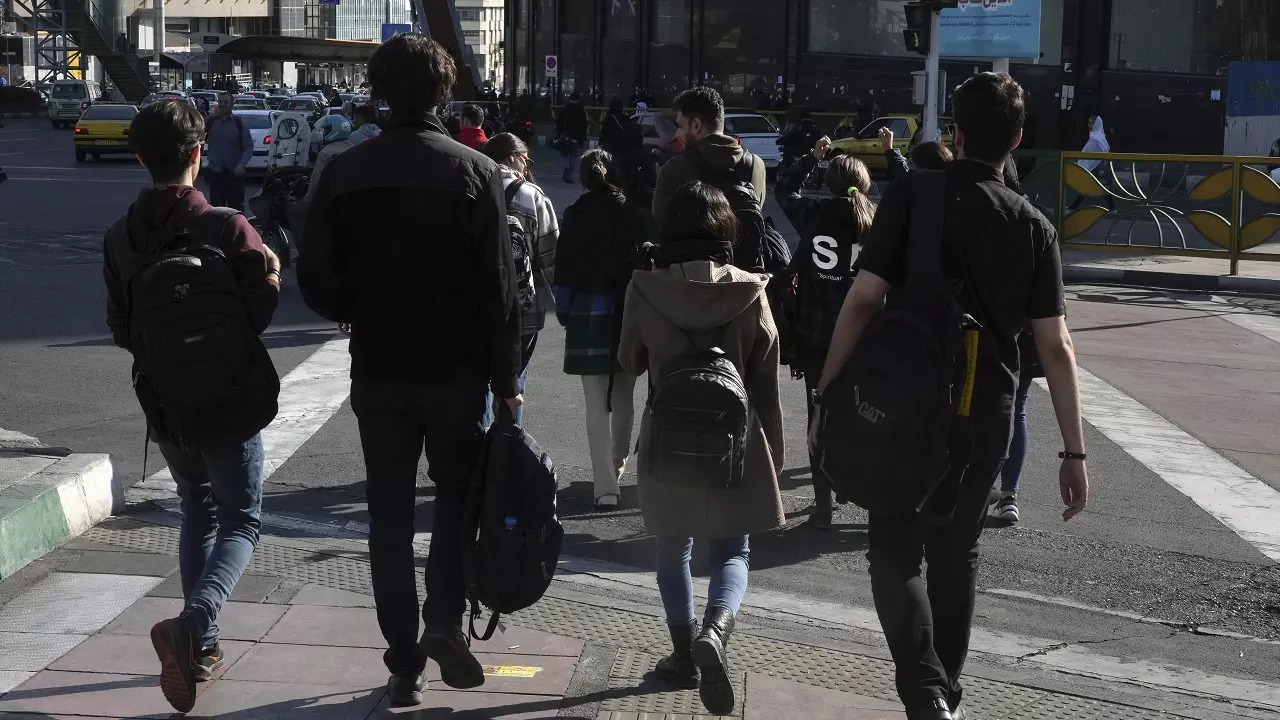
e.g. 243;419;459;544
774;135;876;529
553;149;657;509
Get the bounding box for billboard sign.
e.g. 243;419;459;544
939;0;1042;59
382;23;411;41
1227;61;1280;118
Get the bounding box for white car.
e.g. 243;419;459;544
725;113;782;169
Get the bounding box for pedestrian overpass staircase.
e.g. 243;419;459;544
16;0;151;101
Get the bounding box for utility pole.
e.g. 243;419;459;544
153;0;163;65
922;7;941;143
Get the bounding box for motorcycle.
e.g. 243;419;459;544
247;166;312;269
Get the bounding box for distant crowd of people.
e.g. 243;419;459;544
103;32;1090;720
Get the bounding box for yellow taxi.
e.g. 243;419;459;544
828;114;954;171
74;103;139;163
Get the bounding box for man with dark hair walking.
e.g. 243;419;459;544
298;33;523;707
103;99;281;713
652;86;766;223
814;72;1090;720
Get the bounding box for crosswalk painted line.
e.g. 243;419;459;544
1186;296;1280;346
1043;366;1280;563
136;335;351;492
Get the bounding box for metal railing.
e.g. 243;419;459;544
1014;151;1280;276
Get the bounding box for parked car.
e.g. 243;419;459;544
266;95;289;109
826;114;954;172
73;103;138;162
724;113;782;170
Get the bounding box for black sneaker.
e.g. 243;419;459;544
387;672;426;707
150;614;198;712
194;643;225;682
994;494;1020;523
420;626;485;689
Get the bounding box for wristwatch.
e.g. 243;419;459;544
1058;451;1087;460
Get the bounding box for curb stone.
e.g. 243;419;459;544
0;450;119;579
1064;264;1280;296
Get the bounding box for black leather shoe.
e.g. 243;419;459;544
420;626;485;689
692;608;736;715
387;672;425;706
654;622;699;689
906;697;954;720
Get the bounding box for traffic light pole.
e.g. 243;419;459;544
922;8;941;143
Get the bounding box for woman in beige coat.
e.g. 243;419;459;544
619;181;785;716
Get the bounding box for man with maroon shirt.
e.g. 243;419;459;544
102;100;281;713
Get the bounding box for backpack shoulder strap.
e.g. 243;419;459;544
733;153;757;186
504;178;526;205
906;169;947;287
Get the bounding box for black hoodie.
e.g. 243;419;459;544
103;185;278;350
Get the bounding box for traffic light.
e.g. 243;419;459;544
903;0;960;56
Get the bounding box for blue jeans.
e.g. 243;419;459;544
655;535;751;627
160;434;265;650
1000;372;1034;493
560;140;581;177
484;333;536;428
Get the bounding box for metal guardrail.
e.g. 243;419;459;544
1015;150;1280;276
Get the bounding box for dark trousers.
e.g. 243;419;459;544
801;350;834;513
867;427;1007;713
206;169;246;211
351;379;488;675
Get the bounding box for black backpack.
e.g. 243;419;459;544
504;179;538;314
690;152;775;274
463;406;563;640
635;286;750;489
812;171;980;521
127;208;280;449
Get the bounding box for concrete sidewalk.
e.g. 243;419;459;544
0;511;1230;720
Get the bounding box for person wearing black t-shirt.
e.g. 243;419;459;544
812;73;1090;720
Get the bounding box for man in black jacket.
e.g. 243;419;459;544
298;33;522;708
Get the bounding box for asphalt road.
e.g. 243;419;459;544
3;118;1280;710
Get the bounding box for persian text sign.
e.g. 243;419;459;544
939;0;1042;59
1227;62;1280;117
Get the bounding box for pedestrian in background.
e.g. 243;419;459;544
1069;115;1114;210
204;92;253;210
881;127;953;179
598;96;630;154
556;92;589;183
103;100;281;713
478;132;559;427
459;103;489;149
814;72;1088;720
775;135;876;529
612;122;659;209
619;180;785;716
298;33;522;708
554;149;656;510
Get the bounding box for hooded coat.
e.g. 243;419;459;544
652;133;768;225
618;261;786;538
1079;117;1110;173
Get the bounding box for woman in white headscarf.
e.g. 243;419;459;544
1071;115;1114;210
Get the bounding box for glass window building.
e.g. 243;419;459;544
506;0;1280;154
